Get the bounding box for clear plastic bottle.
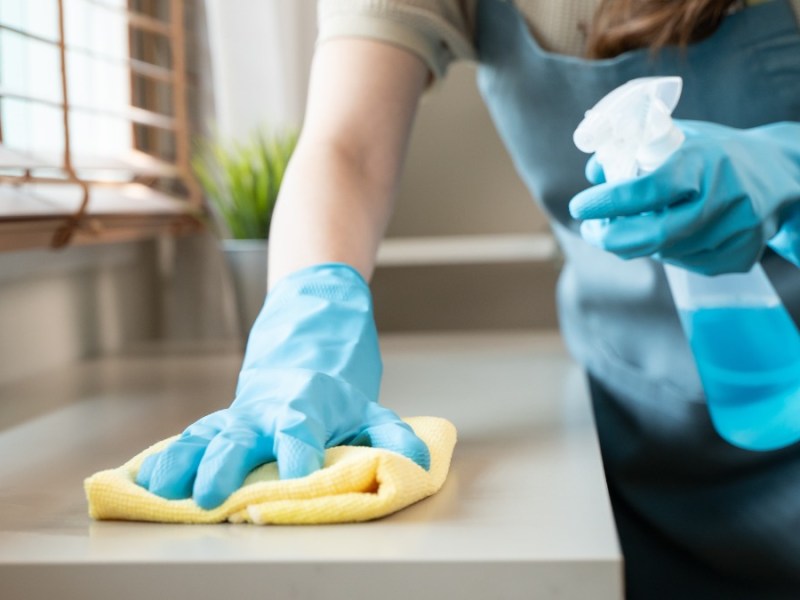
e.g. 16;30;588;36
574;77;800;451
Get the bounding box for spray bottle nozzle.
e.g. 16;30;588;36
573;76;685;182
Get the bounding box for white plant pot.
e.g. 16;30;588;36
221;239;268;342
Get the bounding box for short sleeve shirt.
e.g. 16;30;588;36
317;0;800;82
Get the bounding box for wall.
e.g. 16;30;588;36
0;242;159;386
204;0;316;139
0;233;240;388
391;62;547;237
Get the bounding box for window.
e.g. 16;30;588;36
0;0;201;251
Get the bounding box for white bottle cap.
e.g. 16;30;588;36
574;77;685;182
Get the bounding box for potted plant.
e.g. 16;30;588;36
193;129;298;339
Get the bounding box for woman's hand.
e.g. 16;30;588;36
569;120;800;275
136;264;430;509
137;36;432;510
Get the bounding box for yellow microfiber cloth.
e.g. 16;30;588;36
85;416;456;525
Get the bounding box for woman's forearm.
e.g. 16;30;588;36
266;38;429;288
267;139;396;287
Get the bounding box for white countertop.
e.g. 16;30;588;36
0;331;622;599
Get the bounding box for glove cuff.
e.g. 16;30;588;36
261;262;371;312
270;262;369;292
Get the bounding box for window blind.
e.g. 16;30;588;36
0;0;202;251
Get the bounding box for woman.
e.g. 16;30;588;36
136;0;800;596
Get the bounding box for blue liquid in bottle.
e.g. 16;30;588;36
679;304;800;450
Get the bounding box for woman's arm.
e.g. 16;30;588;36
136;38;434;508
268;38;430;285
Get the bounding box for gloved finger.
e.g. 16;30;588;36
274;411;327;480
569;168;697;220
140;434;214;500
584;155;606;185
580;217;667;259
350;404;431;471
655;201;758;260
579;198;710;259
609;195;759;260
661;229;763;276
193;423;275;510
135;453;158;488
141;416;223;500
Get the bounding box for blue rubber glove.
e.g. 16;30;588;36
136;263;430;509
569;120;800;275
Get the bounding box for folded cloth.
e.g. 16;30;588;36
85;416;456;525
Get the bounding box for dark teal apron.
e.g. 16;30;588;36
475;1;800;597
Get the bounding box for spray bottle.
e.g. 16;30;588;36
574;77;800;451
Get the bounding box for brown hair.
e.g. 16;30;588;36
585;0;741;58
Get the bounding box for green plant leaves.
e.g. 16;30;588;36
192;130;298;240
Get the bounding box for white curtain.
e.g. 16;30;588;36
204;0;317;140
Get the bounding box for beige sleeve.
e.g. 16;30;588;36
317;0;477;82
